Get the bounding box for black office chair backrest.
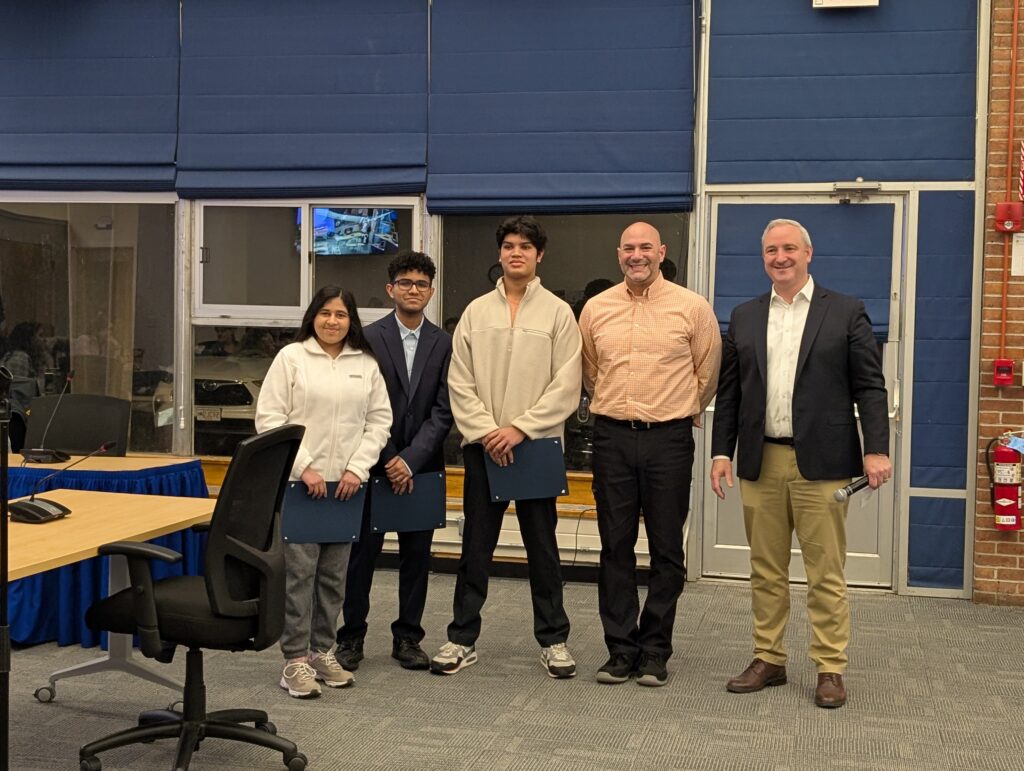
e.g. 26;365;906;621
24;394;130;455
204;424;303;651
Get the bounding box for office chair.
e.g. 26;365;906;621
79;424;308;771
24;394;130;455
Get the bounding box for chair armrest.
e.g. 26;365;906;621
97;541;181;661
98;541;182;563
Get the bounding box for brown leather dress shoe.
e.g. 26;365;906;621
726;658;787;693
814;673;847;708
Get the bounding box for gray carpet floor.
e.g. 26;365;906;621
8;572;1024;771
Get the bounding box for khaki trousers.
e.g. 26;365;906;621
739;443;852;674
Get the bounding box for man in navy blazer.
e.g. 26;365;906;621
335;251;453;671
710;219;891;709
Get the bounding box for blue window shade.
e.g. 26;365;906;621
910;192;973;490
707;0;976;184
177;0;427;199
0;1;179;192
427;0;695;214
713;204;893;341
908;497;965;589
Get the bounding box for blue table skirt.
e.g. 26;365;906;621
8;459;210;647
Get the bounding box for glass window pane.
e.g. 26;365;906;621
201;206;301;306
440;212;688;472
0;202;175;453
192;325;297;456
312;206;412;309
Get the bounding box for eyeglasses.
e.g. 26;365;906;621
392;279;432;291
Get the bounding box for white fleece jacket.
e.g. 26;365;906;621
449;276;582;444
255;337;392;482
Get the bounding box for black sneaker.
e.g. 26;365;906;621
636;652;668;687
595;653;637;684
335;638;364;671
392;639;430;670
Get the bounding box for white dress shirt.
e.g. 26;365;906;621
765;275;815;439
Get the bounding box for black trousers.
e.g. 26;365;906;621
337;494;434;644
447;443;570;648
592;417;694;659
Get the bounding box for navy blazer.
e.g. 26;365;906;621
710;284;889;481
365;313;453;475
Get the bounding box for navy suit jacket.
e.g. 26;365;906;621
365;313;453;475
710;284;889;481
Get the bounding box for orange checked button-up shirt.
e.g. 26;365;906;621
579;274;722;423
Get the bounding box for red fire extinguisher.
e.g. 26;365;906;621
987;436;1023;531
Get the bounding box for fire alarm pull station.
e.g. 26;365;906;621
994;359;1015;387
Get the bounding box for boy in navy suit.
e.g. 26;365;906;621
336;251;453;670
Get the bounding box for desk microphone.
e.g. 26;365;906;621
21;369;75;464
10;440;116;523
833;476;871;503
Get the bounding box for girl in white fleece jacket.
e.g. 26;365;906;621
255;286;391;698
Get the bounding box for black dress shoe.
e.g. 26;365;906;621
335;638;364;671
392;639;430;670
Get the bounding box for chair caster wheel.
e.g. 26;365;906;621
285;751;307;770
80;756;102;771
256;720;277;735
34;686;55;703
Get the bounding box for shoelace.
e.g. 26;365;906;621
284;662;316;683
312;650;341;670
438;641;465;658
547;644;573;663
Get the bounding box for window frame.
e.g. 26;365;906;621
192;196;425;325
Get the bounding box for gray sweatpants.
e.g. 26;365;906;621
280;541;352;660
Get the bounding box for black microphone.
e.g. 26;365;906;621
833;476;871;503
21;369;75;463
10;440;116;523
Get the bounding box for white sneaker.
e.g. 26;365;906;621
429;641;478;674
280;661;321;698
540;643;577;679
309;648;354;688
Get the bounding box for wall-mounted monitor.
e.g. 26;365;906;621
312;207;400;256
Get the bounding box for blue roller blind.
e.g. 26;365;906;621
0;1;179;192
713;203;893;342
427;0;695;214
177;0;427;199
707;0;976;184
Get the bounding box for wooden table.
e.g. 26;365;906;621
8;456;209;649
8;488;215;700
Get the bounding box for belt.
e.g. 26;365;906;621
764;436;794;446
596;416;691;431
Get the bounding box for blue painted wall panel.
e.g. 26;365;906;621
707;0;977;184
714;203;893;340
910;192;973;491
908;497;965;589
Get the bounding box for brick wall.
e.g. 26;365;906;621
977;0;1024;605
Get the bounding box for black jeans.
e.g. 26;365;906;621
592;417;694;659
447;443;570;648
337;495;433;644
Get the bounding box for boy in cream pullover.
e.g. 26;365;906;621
431;216;583;680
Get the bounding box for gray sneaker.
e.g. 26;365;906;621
280;661;321;699
430;641;478;674
309;648;354;688
540;643;577;679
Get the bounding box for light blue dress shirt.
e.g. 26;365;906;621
396;315;422;381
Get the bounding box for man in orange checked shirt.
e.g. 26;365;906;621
579;222;721;688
